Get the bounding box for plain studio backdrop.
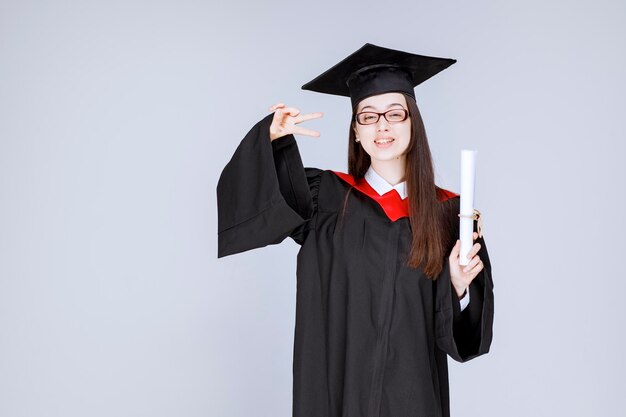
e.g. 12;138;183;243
1;0;624;416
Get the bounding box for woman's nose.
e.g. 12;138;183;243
376;116;390;131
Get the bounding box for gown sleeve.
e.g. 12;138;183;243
435;202;494;363
217;113;321;258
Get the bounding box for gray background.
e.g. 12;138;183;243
1;0;624;416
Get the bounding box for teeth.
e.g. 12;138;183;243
375;139;394;144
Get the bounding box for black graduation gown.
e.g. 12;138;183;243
217;114;494;417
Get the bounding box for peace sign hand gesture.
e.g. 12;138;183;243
269;103;324;141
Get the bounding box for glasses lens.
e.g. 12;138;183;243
357;112;379;125
385;109;407;122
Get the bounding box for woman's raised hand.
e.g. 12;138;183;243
269;103;324;141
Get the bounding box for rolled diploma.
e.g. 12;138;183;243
459;150;477;266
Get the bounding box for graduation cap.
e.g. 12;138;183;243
301;43;456;108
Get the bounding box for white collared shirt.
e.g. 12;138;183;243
364;166;408;199
363;166;470;311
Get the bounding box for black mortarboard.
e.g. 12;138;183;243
301;43;456;108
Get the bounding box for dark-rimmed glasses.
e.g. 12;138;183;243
355;109;409;125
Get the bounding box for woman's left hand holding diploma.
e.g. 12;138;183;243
449;232;484;299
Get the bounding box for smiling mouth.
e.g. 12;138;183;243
374;138;395;144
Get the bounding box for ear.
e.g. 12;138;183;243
352;123;359;138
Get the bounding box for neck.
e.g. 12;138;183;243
370;157;406;185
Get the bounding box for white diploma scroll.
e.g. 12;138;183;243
459;150;477;266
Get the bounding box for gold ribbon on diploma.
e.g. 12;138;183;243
458;209;483;238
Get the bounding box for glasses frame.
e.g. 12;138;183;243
354;108;410;125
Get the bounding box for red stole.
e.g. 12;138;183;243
331;171;458;222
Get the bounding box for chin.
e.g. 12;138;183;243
370;153;405;163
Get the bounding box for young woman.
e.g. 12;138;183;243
217;43;494;417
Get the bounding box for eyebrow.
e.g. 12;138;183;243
359;102;405;112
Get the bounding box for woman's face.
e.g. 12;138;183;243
353;92;412;166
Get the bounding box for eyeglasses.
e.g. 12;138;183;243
355;108;409;125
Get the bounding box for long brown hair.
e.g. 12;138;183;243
347;93;452;279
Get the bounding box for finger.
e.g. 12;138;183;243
281;106;301;117
272;109;293;134
466;260;484;277
269;103;285;111
475;260;485;275
294;112;324;123
291;125;320;137
274;108;294;126
462;256;481;273
272;108;283;123
273;108;291;127
466;242;482;260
